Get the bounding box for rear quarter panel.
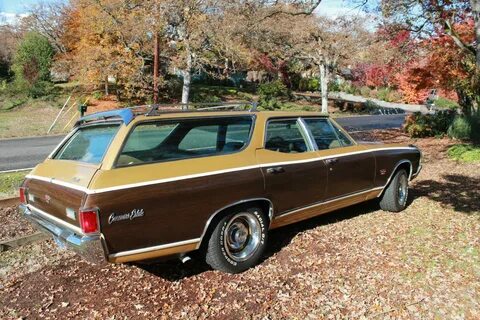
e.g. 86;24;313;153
84;152;265;255
362;143;421;187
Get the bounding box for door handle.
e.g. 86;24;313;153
325;158;339;165
266;166;285;174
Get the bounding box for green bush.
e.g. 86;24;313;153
435;97;459;110
359;86;371;98
448;116;471;140
12;32;54;97
447;144;480;162
448;115;480;143
258;80;289;110
339;82;359;95
28;80;54;98
404;110;456;138
328;81;340;92
375;87;402;102
298;78;319;92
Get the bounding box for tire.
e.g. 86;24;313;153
379;169;409;212
205;206;268;273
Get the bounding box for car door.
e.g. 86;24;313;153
302;117;375;200
255;118;328;214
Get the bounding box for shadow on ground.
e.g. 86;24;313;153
412;174;480;214
138;199;384;281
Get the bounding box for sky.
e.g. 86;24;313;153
0;0;373;24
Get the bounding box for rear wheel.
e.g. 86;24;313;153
379;169;409;212
205;207;268;273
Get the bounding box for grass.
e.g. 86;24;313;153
0;94;75;138
447;144;480;163
0;171;28;199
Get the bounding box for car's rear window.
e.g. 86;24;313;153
53;124;120;164
116;116;254;167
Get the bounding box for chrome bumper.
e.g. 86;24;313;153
19;204;106;264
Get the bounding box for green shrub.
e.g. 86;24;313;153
27;80;54;98
435;97;459;110
339;82;359;95
376;87;402;102
447;115;480;143
403;110;456;138
447;144;480;162
258;80;289;110
12;32;54;97
359;86;371;98
328;81;340;92
298;78;319;92
448;116;471;140
258;80;288;99
92;91;103;100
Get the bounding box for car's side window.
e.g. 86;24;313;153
303;118;345;150
265;119;309;153
116;116;253;167
332;123;354;147
178;125;219;153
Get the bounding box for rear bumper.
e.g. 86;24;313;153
19;204;106;264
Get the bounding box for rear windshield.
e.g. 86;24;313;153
116;116;254;167
53;124;120;164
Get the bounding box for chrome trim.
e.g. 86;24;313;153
377;160;413;197
197;198;274;248
276;187;384;219
109;238;201;258
297;117;317;151
26;204;84;235
28;147;419;195
20;204;106;264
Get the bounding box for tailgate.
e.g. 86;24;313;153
24;160;98;229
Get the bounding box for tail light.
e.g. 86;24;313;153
79;208;100;234
19;187;27;204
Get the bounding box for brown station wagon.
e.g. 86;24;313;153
20;104;422;273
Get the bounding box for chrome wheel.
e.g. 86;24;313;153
398;173;408;206
223;213;261;262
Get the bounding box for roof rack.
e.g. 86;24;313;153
75;101;257;127
132;101;257;116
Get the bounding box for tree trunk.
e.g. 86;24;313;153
472;0;480;69
104;75;109;96
153;32;159;104
319;63;329;113
181;47;192;106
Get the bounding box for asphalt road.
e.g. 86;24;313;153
0;114;405;172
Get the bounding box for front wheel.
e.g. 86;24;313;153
205;207;268;273
379;169;409;212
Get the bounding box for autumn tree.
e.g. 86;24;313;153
294;15;369;112
377;0;480;112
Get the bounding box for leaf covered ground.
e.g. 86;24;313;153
1;129;479;319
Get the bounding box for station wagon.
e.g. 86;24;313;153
20;104;422;273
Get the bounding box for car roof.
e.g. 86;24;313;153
133;110;329;122
76;108;329;128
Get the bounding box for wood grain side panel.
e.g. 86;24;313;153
84;168;265;254
24;178;85;227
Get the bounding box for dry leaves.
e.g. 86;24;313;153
1;130;479;319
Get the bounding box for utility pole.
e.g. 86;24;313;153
153;32;159;104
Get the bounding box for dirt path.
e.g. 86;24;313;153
1;131;479;319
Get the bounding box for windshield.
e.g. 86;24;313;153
53;124;120;164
